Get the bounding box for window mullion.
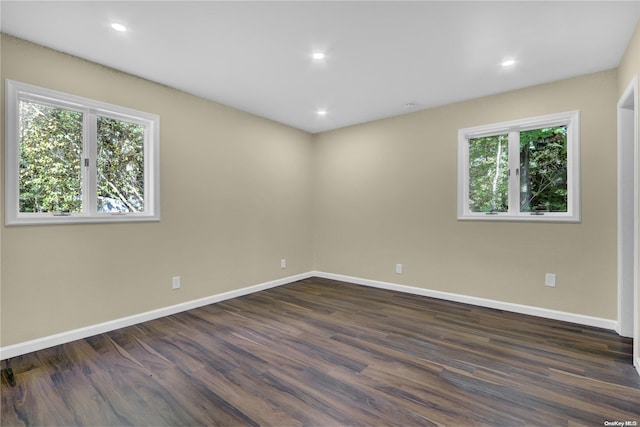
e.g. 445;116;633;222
508;131;520;216
86;111;98;216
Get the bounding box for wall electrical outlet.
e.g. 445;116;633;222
172;276;181;290
281;259;286;269
545;273;556;287
396;263;403;274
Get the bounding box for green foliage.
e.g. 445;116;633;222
19;101;83;213
18;99;145;214
519;126;567;212
468;134;509;212
97;117;145;212
467;126;568;214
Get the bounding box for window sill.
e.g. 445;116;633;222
6;214;161;226
457;214;581;223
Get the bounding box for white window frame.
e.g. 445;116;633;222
5;79;160;225
457;110;580;222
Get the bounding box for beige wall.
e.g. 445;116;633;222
313;69;619;319
0;35;314;346
617;20;640;361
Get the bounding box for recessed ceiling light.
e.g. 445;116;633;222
111;23;127;32
501;59;516;67
317;109;327;116
312;52;326;60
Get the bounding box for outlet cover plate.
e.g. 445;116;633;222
545;273;556;287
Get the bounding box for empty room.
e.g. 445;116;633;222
1;1;640;425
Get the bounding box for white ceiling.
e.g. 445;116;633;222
2;1;639;134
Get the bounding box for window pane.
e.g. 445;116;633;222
468;134;509;212
519;126;568;213
97;117;145;213
18;100;83;213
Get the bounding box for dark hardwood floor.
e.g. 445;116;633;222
2;277;639;426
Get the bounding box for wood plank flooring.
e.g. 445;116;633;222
2;276;639;426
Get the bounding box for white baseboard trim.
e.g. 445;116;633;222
636;357;640;377
311;271;618;331
0;272;313;360
1;270;620;361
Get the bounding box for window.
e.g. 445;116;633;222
458;110;580;222
5;80;160;225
